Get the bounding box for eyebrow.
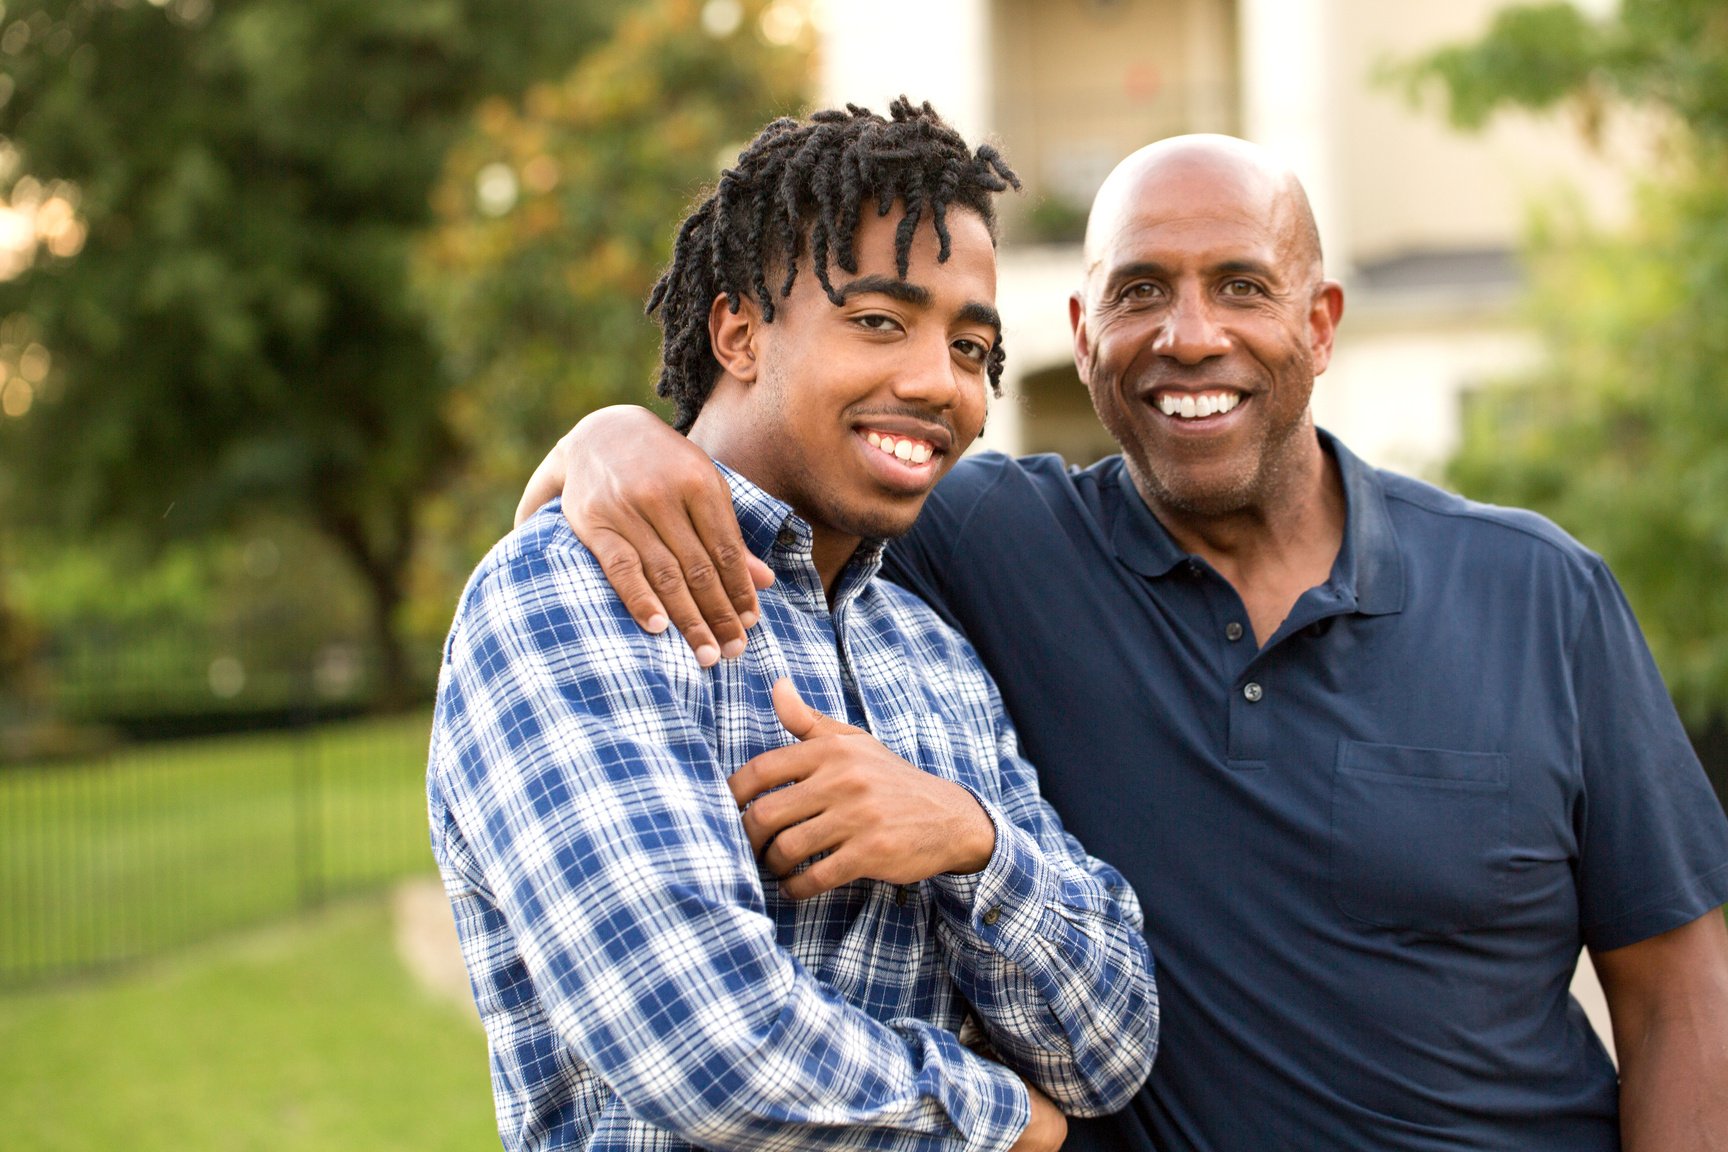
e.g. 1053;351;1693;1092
1104;257;1281;286
835;274;1002;337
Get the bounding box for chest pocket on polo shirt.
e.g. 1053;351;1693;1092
1331;741;1510;934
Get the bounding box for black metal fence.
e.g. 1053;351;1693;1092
0;706;436;988
0;615;441;988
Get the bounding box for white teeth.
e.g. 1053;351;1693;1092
864;430;936;465
1157;392;1240;420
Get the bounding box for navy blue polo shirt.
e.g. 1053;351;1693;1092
883;431;1728;1152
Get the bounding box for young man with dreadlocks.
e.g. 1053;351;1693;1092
427;99;1157;1152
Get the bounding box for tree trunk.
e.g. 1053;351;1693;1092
321;504;421;711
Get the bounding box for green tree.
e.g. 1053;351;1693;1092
0;0;625;703
410;0;809;622
1403;0;1728;729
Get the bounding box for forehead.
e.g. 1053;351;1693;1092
857;205;997;288
1088;161;1293;275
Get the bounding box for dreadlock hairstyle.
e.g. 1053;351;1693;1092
646;97;1021;432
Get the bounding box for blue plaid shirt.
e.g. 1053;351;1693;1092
428;469;1157;1151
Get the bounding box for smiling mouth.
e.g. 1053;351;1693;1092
1155;390;1242;420
863;429;936;465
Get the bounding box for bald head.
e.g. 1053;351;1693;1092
1083;134;1323;282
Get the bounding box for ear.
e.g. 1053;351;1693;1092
708;293;764;384
1307;280;1345;376
1068;291;1091;383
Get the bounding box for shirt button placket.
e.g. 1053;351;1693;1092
1227;672;1271;764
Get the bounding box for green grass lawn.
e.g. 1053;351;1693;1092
0;894;500;1151
1;712;436;984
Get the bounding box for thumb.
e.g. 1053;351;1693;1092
772;677;856;741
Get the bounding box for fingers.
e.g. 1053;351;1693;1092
580;479;759;667
633;511;729;664
771;678;860;742
746;553;777;591
734;765;823;853
551;404;770;667
728;738;820;808
585;524;672;636
687;478;773;648
776;851;860;901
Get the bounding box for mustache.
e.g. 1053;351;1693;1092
1132;365;1256;394
848;403;957;437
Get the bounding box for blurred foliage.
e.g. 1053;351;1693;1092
0;0;629;702
1403;0;1728;727
409;0;809;619
1021;193;1090;246
6;517;387;725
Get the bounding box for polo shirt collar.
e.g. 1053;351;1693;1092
720;462;885;611
1109;427;1403;617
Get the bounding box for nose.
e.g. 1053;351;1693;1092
1152;287;1231;365
890;331;964;412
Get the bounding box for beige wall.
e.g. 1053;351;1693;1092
1326;0;1633;269
990;0;1239;220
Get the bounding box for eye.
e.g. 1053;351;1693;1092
952;336;991;366
1221;278;1263;297
852;312;902;333
1120;281;1162;303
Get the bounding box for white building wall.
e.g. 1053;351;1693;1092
813;0;993;140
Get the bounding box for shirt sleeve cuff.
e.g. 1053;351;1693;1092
930;789;1057;955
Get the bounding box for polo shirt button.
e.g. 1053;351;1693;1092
1243;682;1263;703
982;906;1001;926
1225;621;1244;642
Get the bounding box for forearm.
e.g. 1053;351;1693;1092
1596;911;1728;1152
584;966;1032;1152
466;792;1035;1152
1617;1014;1728;1151
931;809;1157;1115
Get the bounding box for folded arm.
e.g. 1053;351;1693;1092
432;542;1056;1151
727;679;1156;1114
926;680;1158;1116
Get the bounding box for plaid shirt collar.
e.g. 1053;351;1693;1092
720;462;887;617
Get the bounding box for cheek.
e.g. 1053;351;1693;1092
956;379;989;442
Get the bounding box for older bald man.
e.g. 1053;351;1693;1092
518;135;1728;1151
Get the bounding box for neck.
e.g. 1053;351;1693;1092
808;533;863;603
688;421;860;605
1135;428;1346;645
